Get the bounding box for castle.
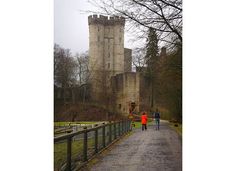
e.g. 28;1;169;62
88;15;164;116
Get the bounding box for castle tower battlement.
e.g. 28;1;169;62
88;15;125;25
88;14;129;102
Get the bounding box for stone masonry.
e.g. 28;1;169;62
88;15;128;100
88;14;144;116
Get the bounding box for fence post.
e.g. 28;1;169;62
83;127;88;162
130;120;132;131
121;120;123;135
125;120;127;133
102;123;105;148
114;122;117;139
118;121;120;137
94;124;98;154
109;121;112;144
124;120;126;133
123;120;125;134
122;120;125;135
67;137;72;171
128;120;131;131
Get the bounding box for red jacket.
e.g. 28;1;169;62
141;114;148;124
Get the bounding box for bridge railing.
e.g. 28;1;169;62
54;120;132;171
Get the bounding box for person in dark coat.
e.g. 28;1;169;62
153;109;160;130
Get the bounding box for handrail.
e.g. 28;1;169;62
54;121;123;142
54;120;132;171
54;124;103;142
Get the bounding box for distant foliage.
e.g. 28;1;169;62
156;43;182;122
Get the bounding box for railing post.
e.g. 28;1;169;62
102;123;105;148
94;124;98;154
118;121;120;136
127;120;129;132
83;127;87;162
128;120;131;131
118;121;120;137
109;121;112;144
124;120;127;133
120;120;123;135
130;120;132;131
124;120;126;133
66;137;72;171
123;120;125;134
114;122;117;139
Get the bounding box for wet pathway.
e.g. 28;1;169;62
88;121;182;171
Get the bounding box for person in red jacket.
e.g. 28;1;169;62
141;111;148;131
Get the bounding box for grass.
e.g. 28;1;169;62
54;121;97;127
54;137;96;170
169;122;182;136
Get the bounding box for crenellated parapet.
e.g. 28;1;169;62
88;14;125;25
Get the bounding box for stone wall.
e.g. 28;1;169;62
111;72;140;115
124;48;132;72
88;15;125;100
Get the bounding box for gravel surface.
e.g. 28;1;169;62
87;122;182;171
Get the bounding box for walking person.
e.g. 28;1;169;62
153;109;160;130
141;111;148;131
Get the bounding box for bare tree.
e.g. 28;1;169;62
75;51;91;103
54;44;78;103
88;0;182;48
132;47;146;72
75;51;90;86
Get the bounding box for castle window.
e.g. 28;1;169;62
98;26;100;32
108;63;110;69
118;104;121;109
108;53;110;58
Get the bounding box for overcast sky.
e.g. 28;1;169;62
54;0;136;55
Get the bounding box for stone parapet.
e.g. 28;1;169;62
88;14;125;25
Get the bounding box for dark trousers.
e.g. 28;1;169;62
142;124;147;131
155;119;160;130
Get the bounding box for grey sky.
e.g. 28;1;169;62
54;0;136;55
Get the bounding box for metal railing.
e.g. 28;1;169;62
54;120;131;171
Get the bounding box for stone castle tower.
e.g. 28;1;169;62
88;15;131;101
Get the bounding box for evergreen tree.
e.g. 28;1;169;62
145;28;159;109
146;28;159;71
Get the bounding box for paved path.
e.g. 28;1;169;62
88;121;182;171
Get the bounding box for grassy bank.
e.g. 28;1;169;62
169;122;182;136
54;121;97;127
54;137;96;170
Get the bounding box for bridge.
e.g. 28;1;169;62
54;120;182;171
